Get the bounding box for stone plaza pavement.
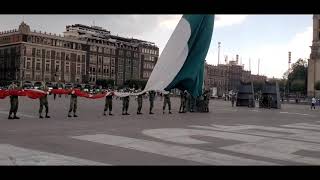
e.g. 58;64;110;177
0;95;320;165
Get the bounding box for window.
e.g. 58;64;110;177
89;67;92;73
112;49;116;55
98;68;101;73
77;67;80;74
93;67;96;73
56;65;60;72
45;64;50;72
66;66;69;73
126;51;131;57
106;68;109;74
111;58;115;66
66;54;70;60
26;62;31;69
46;51;50;59
36;49;41;57
134;52;138;58
77;55;81;62
119;50;124;56
36;63;40;70
103;69;106;74
106;48;110;54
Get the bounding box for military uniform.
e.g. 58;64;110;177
149;91;156;114
68;89;78;117
163;93;172;114
39;84;50;118
203;91;210;112
104;91;113;116
8;83;19;119
231;94;236;107
137;92;144;114
179;91;186;113
122;95;130;115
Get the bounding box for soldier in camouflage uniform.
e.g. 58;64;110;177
163;92;172;114
149;90;156;114
68;86;78;117
179;90;186;113
104;89;114;116
39;82;50;118
122;91;130;115
137;88;145;115
8;81;20;119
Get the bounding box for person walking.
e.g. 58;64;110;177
311;97;316;110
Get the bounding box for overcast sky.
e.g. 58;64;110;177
0;15;313;78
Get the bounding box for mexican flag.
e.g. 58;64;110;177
144;15;214;97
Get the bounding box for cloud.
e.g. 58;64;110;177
215;15;248;28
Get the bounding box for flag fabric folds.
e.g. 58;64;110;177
143;14;214;97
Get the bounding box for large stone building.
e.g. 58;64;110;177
0;22;159;86
204;60;267;96
308;14;320;97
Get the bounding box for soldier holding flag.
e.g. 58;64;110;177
8;81;20;119
39;82;50;119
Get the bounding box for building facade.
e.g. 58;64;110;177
0;22;159;86
308;14;320;97
204;60;267;96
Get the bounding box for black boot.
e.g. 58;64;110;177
73;114;78;117
109;113;113;116
45;114;50;118
8;116;13;120
39;115;43;119
169;111;172;114
13;116;20;119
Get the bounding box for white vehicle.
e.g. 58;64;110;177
210;87;218;98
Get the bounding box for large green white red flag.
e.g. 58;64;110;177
143;15;214;97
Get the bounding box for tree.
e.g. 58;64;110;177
291;80;305;92
284;58;308;94
315;81;320;90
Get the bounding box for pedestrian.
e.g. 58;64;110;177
137;88;144;115
203;90;210;112
104;89;114;116
163;92;172;114
8;81;20;119
39;82;50;119
68;87;78;117
179;90;186;113
311;97;316;110
149;90;156;114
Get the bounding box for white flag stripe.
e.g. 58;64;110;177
144;17;191;92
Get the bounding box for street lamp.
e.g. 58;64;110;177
218;42;221;65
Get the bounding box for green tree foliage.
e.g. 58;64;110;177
283;58;308;93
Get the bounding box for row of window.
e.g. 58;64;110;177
141;48;158;55
143;62;155;69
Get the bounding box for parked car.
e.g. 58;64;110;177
33;81;42;89
65;83;73;89
23;81;33;89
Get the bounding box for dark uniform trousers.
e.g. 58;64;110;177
122;97;129;113
9;96;19;116
69;95;77;114
104;96;113;113
149;99;154;112
179;96;186;112
163;97;171;111
39;95;49;115
137;95;143;113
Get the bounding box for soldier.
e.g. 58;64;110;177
149;90;156;114
203;90;210;112
179;90;186;113
104;88;114;116
39;82;50;118
231;93;236;107
185;91;191;112
268;95;273;109
122;94;130;115
163;91;172;114
190;95;196;112
8;81;20;119
137;88;144;115
68;86;78;117
53;84;57;100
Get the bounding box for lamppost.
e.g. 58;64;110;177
218;42;221;65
